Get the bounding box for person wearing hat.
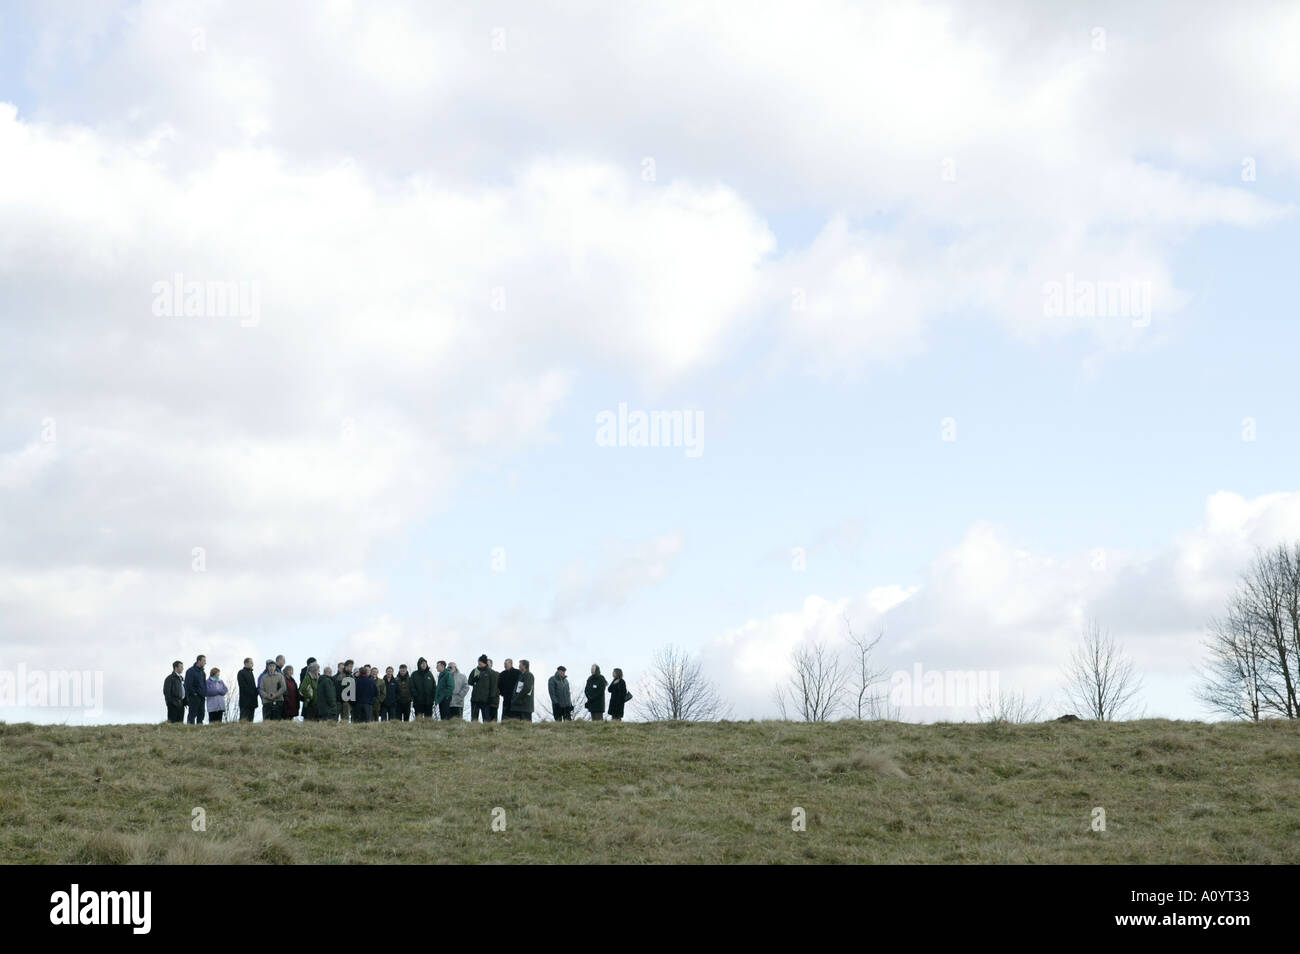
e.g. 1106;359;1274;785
467;654;499;722
258;660;286;721
548;666;572;721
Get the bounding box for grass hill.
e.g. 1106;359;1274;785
1;717;1296;864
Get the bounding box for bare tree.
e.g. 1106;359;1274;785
775;638;849;721
1198;544;1300;720
844;615;895;719
643;644;729;721
1062;618;1143;721
975;688;1043;724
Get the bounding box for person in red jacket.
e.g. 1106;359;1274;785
283;665;300;720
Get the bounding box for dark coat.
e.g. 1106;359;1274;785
164;672;185;705
237;667;259;709
410;664;436;706
284;675;300;718
468;665;499;704
511;670;535;714
584;673;607;714
498;667;520;706
397;673;412;703
355;674;377;707
383;676;400;712
316;672;339;719
184;664;206;700
608;678;630;718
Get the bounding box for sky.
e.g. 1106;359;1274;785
2;0;1300;724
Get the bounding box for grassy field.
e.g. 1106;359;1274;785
1;717;1297;864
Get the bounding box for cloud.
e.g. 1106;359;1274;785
551;532;686;621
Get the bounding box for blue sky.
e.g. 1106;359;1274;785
2;1;1299;723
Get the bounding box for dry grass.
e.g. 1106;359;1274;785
1;718;1296;864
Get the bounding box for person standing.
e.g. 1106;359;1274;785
372;666;386;721
300;662;318;721
607;668;630;721
449;663;469;720
184;655;208;724
435;661;454;721
237;658;259;722
381;667;399;721
467;656;497;722
548;666;572;721
206;667;229;723
498;660;519;721
283;665;300;721
339;661;356;723
396;664;412;721
259;660;286;721
164;661;185;723
510;660;535;722
354;665;377;723
316;666;340;721
410;657;436;719
584;665;607;721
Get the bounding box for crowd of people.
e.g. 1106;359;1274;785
164;654;632;724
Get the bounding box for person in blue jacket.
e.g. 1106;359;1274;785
354;665;378;723
184;655;208;724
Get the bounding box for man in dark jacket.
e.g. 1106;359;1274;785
316;666;340;721
184;655;207;724
354;665;377;722
467;655;499;722
381;667;399;721
548;666;572;721
396;664;412;721
410;657;436;718
585;665;607;721
237;657;259;722
511;660;535;722
164;661;185;722
497;660;519;721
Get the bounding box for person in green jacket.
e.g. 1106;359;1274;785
511;660;535;722
467;654;499;722
435;660;455;721
300;662;319;721
585;664;607;721
372;665;386;721
410;657;437;718
316;666;340;721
